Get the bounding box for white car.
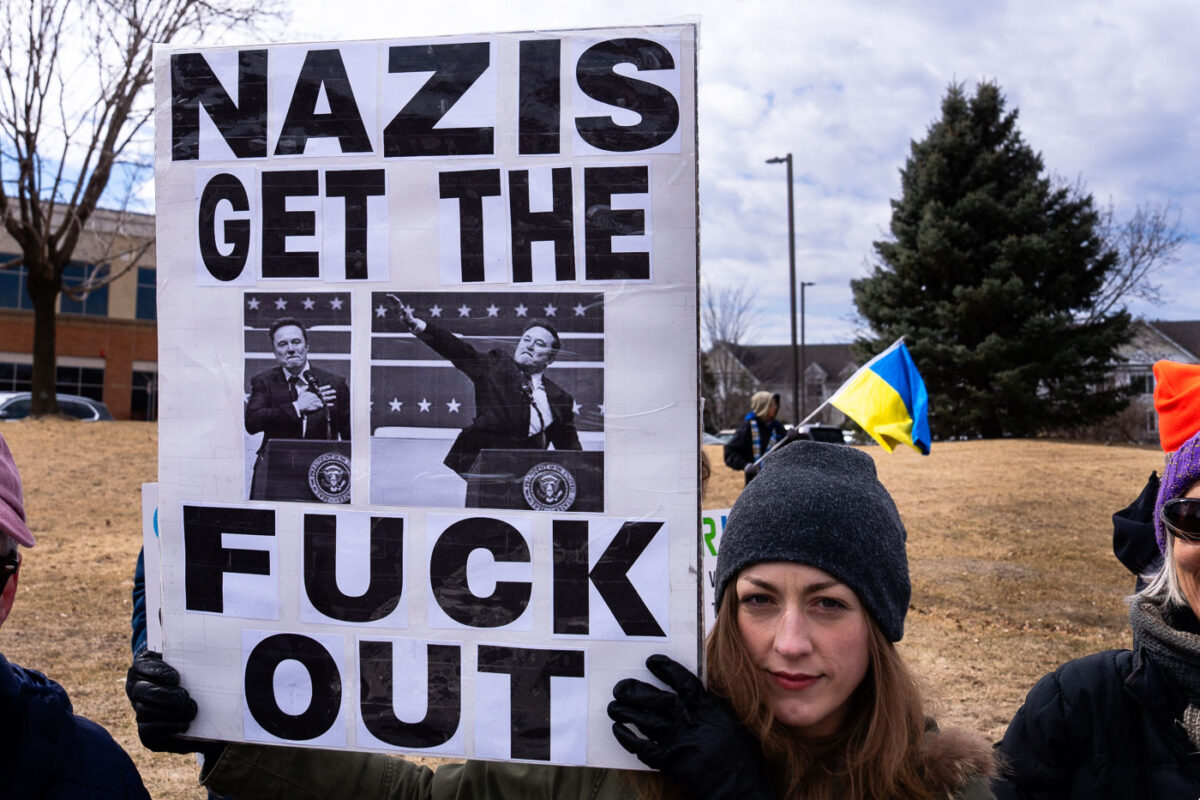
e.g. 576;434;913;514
0;392;114;421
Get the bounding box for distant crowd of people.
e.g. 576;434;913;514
6;361;1200;798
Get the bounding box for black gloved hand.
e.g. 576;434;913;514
125;650;201;754
608;654;774;800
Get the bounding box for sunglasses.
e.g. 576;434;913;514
1161;498;1200;543
0;552;17;593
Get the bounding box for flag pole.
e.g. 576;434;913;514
753;334;909;465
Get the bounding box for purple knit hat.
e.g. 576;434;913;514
0;434;33;548
1154;429;1200;553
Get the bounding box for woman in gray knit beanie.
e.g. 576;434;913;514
617;440;994;800
995;359;1200;798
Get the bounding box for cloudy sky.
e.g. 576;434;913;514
236;0;1200;344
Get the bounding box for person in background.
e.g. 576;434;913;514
994;359;1200;798
0;434;151;799
245;317;351;499
392;297;581;477
128;441;995;800
723;391;786;484
1112;470;1161;592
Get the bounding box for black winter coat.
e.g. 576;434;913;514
0;651;151;799
994;647;1200;799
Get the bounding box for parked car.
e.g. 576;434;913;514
0;392;113;422
794;424;846;444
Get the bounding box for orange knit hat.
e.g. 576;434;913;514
1152;360;1200;452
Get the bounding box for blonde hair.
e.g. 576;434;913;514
1137;478;1198;608
1137;523;1188;607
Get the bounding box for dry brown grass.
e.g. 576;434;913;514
0;421;1162;798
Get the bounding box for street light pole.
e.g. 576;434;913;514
765;153;798;425
800;280;815;418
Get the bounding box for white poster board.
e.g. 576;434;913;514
701;507;729;633
152;24;699;769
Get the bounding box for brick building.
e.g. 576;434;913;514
0;209;157;420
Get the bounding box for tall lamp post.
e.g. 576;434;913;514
765;153;799;424
800;280;815;418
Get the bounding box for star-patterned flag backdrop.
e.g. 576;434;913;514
243;292;353;391
370;291;604;434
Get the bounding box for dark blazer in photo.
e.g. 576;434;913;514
416;322;581;475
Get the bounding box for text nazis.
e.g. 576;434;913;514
175;37;679;285
170;39;681;161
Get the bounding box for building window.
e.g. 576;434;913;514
131;370;157;421
1148;409;1159;434
60;263;109;317
0;361;32;391
55;365;104;401
136;267;156;321
1129;372;1155;396
0;257;33;310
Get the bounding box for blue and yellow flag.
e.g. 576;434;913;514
829;340;930;455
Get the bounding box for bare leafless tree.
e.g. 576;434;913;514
701;283;762;429
0;0;283;414
1053;177;1187;323
1089;199;1187;322
701;283;761;350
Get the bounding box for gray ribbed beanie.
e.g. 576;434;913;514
714;440;911;642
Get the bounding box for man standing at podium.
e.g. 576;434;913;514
245;318;350;499
394;299;581;478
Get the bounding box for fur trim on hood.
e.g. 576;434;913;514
920;724;997;796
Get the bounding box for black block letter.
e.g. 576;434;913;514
197;173;251;282
303;514;404;622
244;634;341;741
509;168;575;282
575;39;679;152
359;641;461;747
439;169;502;283
275;49;372;156
171;50;268;161
584;166;650;280
429;517;531;628
385;43;494;157
477;645;585;761
261;170;320;278
183;505;273;613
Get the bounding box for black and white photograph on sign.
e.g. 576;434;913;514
369;290;604;512
243;291;352;503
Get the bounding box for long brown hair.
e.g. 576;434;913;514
634;588;934;800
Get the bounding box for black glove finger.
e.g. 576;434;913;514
129;651;183;686
645;654;707;707
130;682;197;716
606;699;676;739
137;718;193;739
133;692;198;724
610;722;666;769
611;677;682;714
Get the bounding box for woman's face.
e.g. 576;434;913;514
1174;483;1200;616
734;562;871;738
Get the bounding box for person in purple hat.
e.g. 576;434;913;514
995;359;1200;798
0;433;152;799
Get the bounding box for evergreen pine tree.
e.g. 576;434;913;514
852;82;1132;438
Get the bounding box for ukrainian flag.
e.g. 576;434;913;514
829;340;931;455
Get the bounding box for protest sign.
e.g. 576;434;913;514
701;507;729;633
152;23;698;769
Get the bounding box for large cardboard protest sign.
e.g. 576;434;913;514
152;24;698;768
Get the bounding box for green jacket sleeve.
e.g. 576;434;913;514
957;773;997;800
202;743;625;800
